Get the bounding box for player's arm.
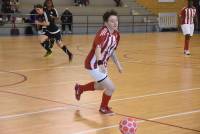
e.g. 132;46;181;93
95;45;102;61
35;20;49;26
51;8;59;20
111;51;123;73
95;45;107;73
178;14;181;26
178;11;183;28
35;13;50;26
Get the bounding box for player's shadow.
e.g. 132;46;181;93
73;110;114;134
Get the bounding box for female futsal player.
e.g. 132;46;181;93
35;4;73;61
74;10;123;115
179;0;197;55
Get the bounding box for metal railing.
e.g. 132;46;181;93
0;13;199;35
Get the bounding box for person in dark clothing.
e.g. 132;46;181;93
74;0;78;6
1;0;12;13
1;0;12;21
82;0;89;6
113;0;122;7
29;5;37;30
24;5;37;35
10;0;20;13
74;0;83;6
35;4;73;61
61;8;73;34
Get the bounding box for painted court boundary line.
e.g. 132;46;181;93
83;87;200;105
6;54;198;73
0;87;199;120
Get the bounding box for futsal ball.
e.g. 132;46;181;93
119;117;137;134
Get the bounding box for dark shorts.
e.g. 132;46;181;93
45;31;62;43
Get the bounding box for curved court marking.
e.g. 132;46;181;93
0;87;199;120
0;70;27;87
73;109;200;134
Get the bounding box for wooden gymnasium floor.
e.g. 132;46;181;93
0;32;200;134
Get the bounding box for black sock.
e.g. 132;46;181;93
61;46;67;53
41;40;51;52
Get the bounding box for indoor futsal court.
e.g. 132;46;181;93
0;0;200;134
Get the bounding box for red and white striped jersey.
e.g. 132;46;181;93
85;26;120;70
180;6;197;24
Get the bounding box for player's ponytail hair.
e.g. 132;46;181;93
103;10;118;22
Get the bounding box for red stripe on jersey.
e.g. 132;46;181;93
102;36;114;63
180;7;196;24
85;26;120;70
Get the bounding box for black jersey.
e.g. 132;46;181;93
44;8;58;23
36;9;60;34
45;8;60;34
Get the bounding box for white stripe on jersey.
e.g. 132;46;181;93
100;28;107;36
184;8;196;24
101;34;109;48
54;8;59;17
105;35;117;60
102;35;117;63
189;9;192;24
185;9;188;24
90;55;96;69
44;12;49;24
101;36;112;61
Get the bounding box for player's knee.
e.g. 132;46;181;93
108;85;116;93
105;86;115;96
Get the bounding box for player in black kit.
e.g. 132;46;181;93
35;4;73;61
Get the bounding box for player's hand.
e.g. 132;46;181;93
99;65;107;74
35;20;39;25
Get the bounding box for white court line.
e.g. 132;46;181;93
83;87;200;105
0;87;199;120
72;109;200;134
0;107;69;120
9;65;83;72
4;58;195;73
4;57;182;73
2;60;137;72
5;80;87;89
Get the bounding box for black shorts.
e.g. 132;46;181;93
45;31;62;43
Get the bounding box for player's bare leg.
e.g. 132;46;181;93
184;34;191;55
75;77;115;115
56;40;73;62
